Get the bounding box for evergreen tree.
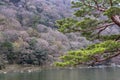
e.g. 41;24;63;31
55;0;120;66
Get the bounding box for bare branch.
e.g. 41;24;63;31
97;25;108;38
97;23;115;38
96;22;114;29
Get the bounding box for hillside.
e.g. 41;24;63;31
0;0;91;69
0;0;72;27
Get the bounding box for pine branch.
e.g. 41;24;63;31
97;50;120;62
81;0;106;12
71;22;114;32
88;49;120;66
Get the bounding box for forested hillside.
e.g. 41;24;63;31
0;0;71;27
0;0;92;69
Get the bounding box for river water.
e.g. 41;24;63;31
0;67;120;80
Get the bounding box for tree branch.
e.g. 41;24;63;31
93;0;99;8
71;22;115;33
97;50;120;63
81;0;106;12
88;49;120;66
74;49;120;66
97;23;115;38
97;25;108;38
109;0;113;6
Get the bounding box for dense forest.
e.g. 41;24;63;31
0;0;91;70
0;0;73;69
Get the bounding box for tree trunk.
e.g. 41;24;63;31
111;15;120;27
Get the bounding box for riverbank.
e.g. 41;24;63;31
1;63;120;74
0;65;48;74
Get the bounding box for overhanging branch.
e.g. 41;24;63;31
97;50;120;62
88;49;120;66
71;22;115;33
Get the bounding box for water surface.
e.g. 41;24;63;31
0;67;120;80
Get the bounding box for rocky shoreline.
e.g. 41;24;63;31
1;63;120;74
0;64;46;74
0;63;63;74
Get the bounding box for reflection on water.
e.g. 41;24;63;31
0;67;120;80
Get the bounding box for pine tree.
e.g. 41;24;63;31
55;0;120;67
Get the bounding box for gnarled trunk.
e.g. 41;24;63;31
111;15;120;27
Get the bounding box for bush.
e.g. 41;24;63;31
0;41;16;64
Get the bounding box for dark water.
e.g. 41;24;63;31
0;67;120;80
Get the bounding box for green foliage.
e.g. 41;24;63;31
76;18;98;29
104;7;120;18
29;15;40;28
55;18;78;33
28;38;37;47
0;41;13;52
56;18;99;33
55;0;120;66
33;49;48;65
55;40;120;66
74;9;88;17
56;18;99;39
71;1;83;8
100;34;120;40
0;41;16;64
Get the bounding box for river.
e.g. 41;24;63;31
0;67;120;80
